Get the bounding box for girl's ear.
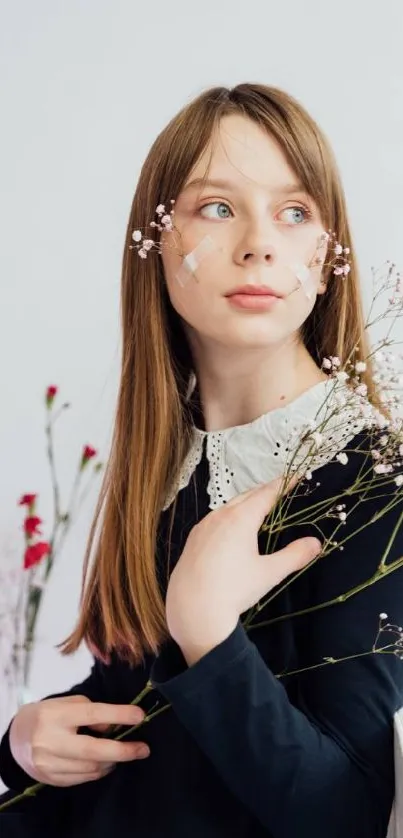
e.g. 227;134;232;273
316;278;326;296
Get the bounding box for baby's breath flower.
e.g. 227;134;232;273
355;361;367;373
311;432;323;447
336;452;348;465
130;202;176;259
394;474;403;487
142;239;154;251
374;463;393;474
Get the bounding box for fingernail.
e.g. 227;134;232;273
137;746;150;759
308;538;322;554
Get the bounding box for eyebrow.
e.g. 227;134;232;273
182;177;308;195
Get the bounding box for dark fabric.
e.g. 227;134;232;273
1;431;402;837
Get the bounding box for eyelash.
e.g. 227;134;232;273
198;200;313;224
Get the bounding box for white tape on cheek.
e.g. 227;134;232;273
175;235;216;288
289;262;316;300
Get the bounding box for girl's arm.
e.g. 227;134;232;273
151;487;403;837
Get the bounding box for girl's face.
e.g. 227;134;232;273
161;114;326;351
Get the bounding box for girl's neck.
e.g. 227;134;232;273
191;345;326;433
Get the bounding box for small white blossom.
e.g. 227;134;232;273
334;243;343;256
339;511;347;522
355;383;368;397
132;230;142;242
395;475;403;487
336;452;348;465
355;361;367;373
138;248;147;259
161;214;173;227
322;358;332;370
305;469;312;480
142;239;154;251
374;463;393;474
156;204;166;215
311;432;323;447
379;613;388;620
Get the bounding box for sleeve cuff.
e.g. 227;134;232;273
150;620;251;700
0;721;35;792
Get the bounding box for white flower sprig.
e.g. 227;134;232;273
311;230;351;279
130;201;176;259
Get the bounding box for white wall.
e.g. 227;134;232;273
0;0;403;731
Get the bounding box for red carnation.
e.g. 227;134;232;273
24;516;43;537
24;541;50;570
81;444;97;469
46;385;58;408
18;494;37;507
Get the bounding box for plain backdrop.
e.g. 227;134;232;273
1;0;403;756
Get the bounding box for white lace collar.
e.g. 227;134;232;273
162;373;373;512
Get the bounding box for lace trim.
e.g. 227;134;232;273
162;432;205;511
162;376;374;511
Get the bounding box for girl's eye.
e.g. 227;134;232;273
279;206;311;225
199;202;232;220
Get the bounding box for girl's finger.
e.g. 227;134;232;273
224;478;284;509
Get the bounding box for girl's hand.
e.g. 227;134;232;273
9;695;150;787
165;478;322;665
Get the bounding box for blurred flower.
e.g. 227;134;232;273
81;444;98;470
23;541;50;570
23;516;43;537
46;385;58;408
18;494;37;508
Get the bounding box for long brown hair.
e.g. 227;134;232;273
60;83;381;665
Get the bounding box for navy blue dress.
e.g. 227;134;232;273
1;431;402;837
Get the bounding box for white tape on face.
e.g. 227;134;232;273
175;235;216;287
289;262;316;300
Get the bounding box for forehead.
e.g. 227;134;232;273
185;113;297;192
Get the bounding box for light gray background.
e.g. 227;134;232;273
0;0;403;749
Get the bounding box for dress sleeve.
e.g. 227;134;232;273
150;474;403;837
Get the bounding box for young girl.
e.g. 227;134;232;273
1;82;403;838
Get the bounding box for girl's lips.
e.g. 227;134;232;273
226;293;280;311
